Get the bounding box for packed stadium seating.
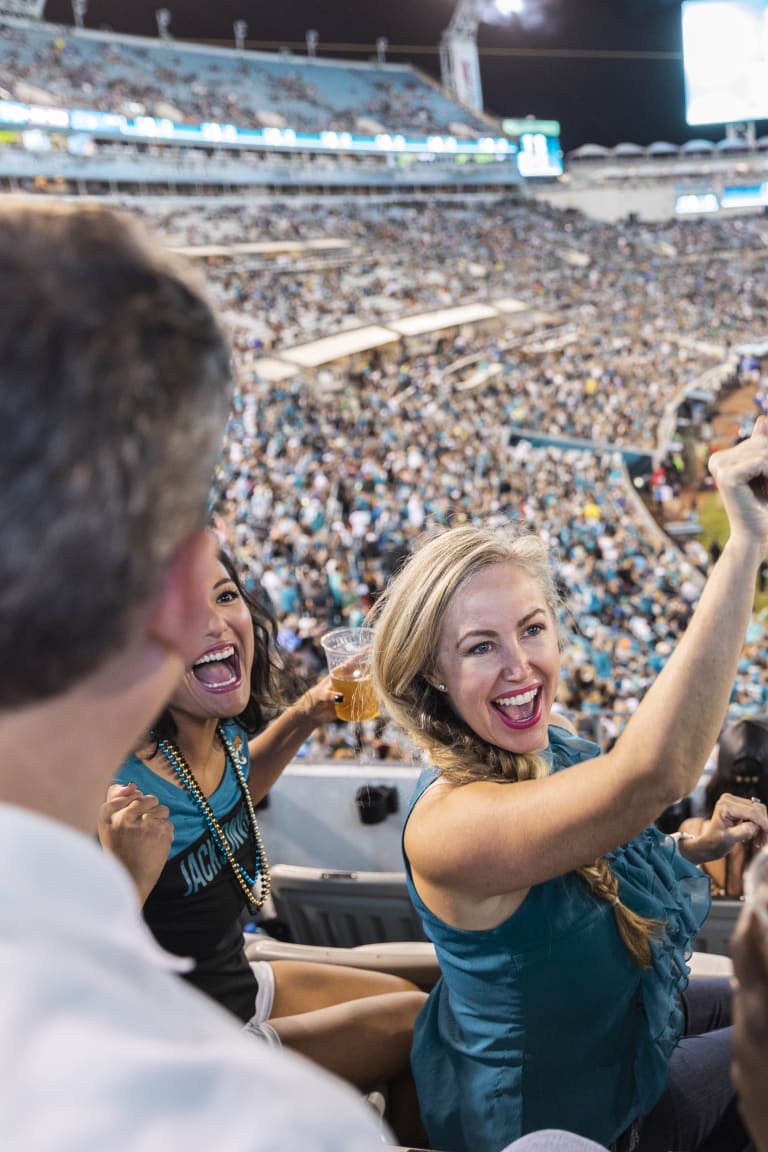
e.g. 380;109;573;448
2;18;768;766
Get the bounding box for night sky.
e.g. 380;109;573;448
40;0;751;151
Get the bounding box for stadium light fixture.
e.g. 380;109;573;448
233;19;247;51
71;0;87;29
155;7;172;40
442;0;524;112
440;0;527;111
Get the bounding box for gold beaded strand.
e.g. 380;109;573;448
158;726;271;910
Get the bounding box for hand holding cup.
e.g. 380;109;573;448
320;627;380;723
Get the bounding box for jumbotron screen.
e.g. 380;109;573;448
682;0;768;124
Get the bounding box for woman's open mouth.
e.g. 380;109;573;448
492;686;543;730
191;644;242;692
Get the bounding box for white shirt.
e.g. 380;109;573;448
0;805;386;1152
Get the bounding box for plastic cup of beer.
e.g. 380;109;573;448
744;847;768;955
320;627;380;723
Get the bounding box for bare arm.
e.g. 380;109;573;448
678;793;768;866
407;420;768;901
246;676;339;805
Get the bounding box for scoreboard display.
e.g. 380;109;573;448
503;119;563;179
682;0;768;124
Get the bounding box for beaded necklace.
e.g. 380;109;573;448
157;725;271;910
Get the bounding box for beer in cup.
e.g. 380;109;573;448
320;627;379;722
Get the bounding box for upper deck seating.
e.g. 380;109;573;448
0;22;492;137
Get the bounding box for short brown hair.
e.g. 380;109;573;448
0;202;232;705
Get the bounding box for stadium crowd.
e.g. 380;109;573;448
8;10;767;759
108;197;767;760
150;198;767;360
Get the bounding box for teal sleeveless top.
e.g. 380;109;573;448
402;726;710;1152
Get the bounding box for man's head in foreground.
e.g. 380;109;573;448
0;201;232;821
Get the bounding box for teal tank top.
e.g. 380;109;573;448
402;726;710;1152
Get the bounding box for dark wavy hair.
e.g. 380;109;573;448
150;549;298;746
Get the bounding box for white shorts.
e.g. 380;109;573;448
243;960;280;1047
249;958;276;1022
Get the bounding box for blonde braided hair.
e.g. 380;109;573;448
370;523;663;969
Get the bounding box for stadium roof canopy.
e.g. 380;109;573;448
736;341;768;357
262;300;531;371
279;326;401;367
647;141;679;156
491;297;531;314
567;143;611;159
715;137;749;151
251;358;300;381
389;303;498;336
612;142;645;156
173;239;352;258
680;139;715;153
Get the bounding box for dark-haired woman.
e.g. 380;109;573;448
98;546;425;1138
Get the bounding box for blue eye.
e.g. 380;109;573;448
469;640;493;655
525;623;545;637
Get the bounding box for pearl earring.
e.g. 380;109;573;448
436;683;447;692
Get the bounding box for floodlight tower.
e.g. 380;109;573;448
440;0;523;112
155;7;172;40
440;0;484;112
233;19;247;51
71;0;87;29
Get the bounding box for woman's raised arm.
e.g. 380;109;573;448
246;676;339;804
407;420;768;900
